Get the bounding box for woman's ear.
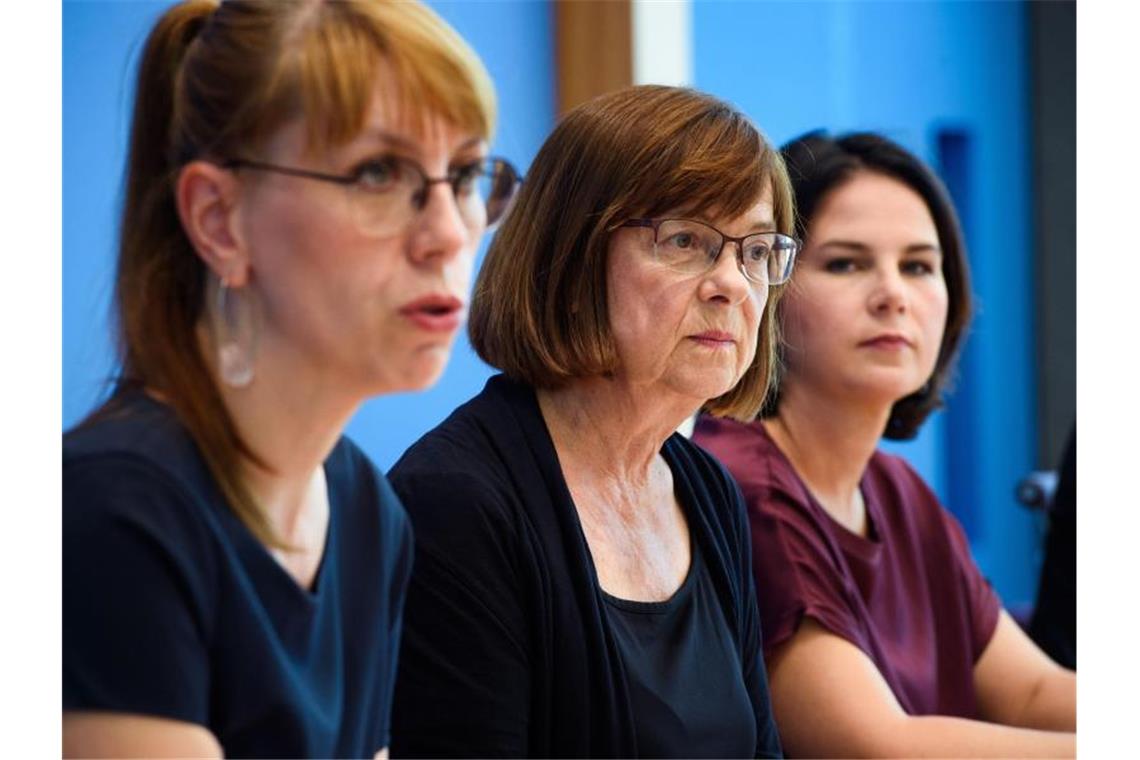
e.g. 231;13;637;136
176;160;250;287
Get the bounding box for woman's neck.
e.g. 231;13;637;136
765;383;891;535
538;376;695;602
203;328;361;540
536;375;697;488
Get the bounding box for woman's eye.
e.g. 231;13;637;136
902;260;936;276
451;162;483;195
824;258;856;273
355;158;402;190
666;233;695;249
744;242;771;262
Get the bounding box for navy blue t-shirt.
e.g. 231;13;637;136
63;391;412;758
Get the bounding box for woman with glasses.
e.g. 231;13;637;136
694;132;1076;757
62;1;519;757
388;85;794;758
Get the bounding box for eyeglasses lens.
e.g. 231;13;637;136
480;159;520;227
653;219;797;287
351;157;519;237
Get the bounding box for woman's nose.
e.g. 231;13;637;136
408;182;471;266
868;267;907;314
700;241;754;305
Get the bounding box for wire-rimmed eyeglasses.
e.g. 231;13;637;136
222;155;521;238
620;217;800;287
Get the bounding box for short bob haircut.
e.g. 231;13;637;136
469;85;795;421
96;0;495;547
767;130;974;440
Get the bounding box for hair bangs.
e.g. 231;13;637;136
635;114;773;224
280;0;495;153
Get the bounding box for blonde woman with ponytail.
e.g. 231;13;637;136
62;1;519;757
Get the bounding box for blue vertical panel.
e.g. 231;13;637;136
935;127;981;541
62;1;556;471
694;0;1038;605
936;3;1037;606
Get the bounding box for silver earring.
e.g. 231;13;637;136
212;275;258;388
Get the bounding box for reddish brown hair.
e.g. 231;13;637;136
469;85;794;420
94;0;495;546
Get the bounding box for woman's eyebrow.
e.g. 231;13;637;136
903;243;943;255
816;239;870;252
358;129;484;155
814;240;942;254
692;216;775;234
745;219;777;233
357;129;417;152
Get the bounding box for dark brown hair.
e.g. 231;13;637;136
769;130;974;439
88;0;495;546
468;85;795;421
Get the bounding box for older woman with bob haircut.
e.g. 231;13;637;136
389;85;796;758
62;1;519;757
695;131;1075;757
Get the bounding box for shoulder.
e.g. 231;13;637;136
63;402;224;632
692;415;805;499
864;449;949;529
866;448;935;495
326;435;407;533
864;449;983;566
690;422;837;576
389;376;539;549
390;374;533;488
65;392;216;508
63;395;222;559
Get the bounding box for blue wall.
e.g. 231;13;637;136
695;0;1039;606
64;0;1042;607
62;1;555;469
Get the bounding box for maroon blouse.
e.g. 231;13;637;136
693;415;1001;718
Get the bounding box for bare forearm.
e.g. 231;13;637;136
868;714;1074;759
63;713;223;759
1013;669;1076;731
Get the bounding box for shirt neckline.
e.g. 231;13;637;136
601;534;701;614
126;387;338;602
753;418;885;553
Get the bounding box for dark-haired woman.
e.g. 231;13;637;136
389;85;796;758
694;131;1075;757
62;1;518;757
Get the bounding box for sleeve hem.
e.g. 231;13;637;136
62;701;210;731
762;604;868;661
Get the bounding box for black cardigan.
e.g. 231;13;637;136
389;375;781;758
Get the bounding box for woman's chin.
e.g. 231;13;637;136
667;371;740;406
369;348;453;396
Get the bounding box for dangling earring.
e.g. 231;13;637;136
211;274;258;388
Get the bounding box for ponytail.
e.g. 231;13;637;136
109;0;279;548
90;0;498;549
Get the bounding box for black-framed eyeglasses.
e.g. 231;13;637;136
222;155;521;238
620;217;800;287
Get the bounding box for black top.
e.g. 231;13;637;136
604;537;758;758
388;374;781;758
63;391;413;758
1029;427;1076;669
